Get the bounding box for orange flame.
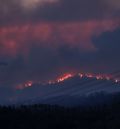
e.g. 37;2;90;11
57;73;73;83
16;72;120;90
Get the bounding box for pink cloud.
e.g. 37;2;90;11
0;19;119;57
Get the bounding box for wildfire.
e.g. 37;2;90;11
78;73;120;83
25;81;33;87
16;81;33;89
79;73;84;78
16;73;120;90
57;73;73;83
115;79;119;83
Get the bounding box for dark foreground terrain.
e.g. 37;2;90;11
0;102;120;129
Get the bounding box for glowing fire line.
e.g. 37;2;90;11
16;73;120;89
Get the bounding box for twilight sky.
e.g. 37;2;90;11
0;0;120;88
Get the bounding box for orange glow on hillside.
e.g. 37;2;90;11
57;73;73;83
78;73;120;83
16;72;120;90
16;81;33;89
25;81;33;87
115;79;119;83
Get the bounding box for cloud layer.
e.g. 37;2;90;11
0;26;120;88
0;0;120;89
0;0;120;25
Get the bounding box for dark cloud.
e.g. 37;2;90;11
0;42;98;88
0;0;22;25
36;0;120;19
93;28;120;71
0;0;119;104
35;0;111;21
0;27;120;88
0;0;120;25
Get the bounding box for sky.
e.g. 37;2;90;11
0;0;120;90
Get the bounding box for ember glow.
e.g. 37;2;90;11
78;73;120;83
57;73;73;83
16;72;120;90
0;0;120;104
16;81;34;89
